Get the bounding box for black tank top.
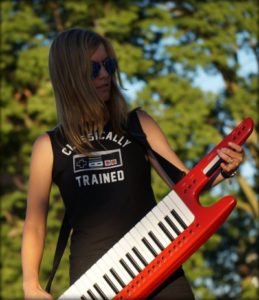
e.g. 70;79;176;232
47;111;157;277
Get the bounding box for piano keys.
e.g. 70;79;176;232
59;190;194;300
59;191;194;300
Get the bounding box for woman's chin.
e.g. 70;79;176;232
101;94;111;102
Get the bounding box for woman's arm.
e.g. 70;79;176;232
22;133;54;299
136;110;244;188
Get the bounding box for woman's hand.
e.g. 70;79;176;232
217;142;245;177
24;285;53;300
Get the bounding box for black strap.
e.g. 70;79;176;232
127;108;186;183
45;108;185;292
45;212;71;293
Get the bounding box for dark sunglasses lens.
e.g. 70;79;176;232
104;58;117;75
91;62;101;79
91;58;117;79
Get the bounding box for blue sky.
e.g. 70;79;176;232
193;48;258;93
123;47;257;100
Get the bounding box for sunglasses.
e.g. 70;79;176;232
91;57;117;80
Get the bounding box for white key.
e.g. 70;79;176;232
163;192;189;225
58;283;82;299
104;249;132;286
140;215;169;249
146;210;172;244
119;237;146;270
113;242;138;277
102;251;129;287
97;258;122;293
160;199;185;233
119;236;145;276
167;192;191;225
167;191;194;224
88;264;116;299
78;274;100;299
126;230;153;264
153;203;178;239
117;239;142;275
156;197;171;215
135;222;161;256
74;274;93;299
159;201;184;235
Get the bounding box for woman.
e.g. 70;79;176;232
22;28;244;299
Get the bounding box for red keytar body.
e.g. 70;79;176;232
114;117;254;300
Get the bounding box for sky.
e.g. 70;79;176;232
193;48;258;93
123;47;258;100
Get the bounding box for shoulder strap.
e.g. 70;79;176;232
45;212;71;293
127;108;186;185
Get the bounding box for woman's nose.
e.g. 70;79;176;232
98;64;109;78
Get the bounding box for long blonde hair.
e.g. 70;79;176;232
48;28;128;153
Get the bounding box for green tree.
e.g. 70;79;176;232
1;1;258;299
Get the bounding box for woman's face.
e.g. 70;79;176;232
90;43;112;102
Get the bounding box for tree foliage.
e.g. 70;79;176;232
1;0;258;299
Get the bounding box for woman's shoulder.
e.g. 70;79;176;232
29;133;54;177
130;108;160;134
34;125;60;145
128;107;155;124
32;125;62;152
32;132;52;152
130;108;170;147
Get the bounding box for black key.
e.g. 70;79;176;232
148;231;164;251
132;247;148;266
142;237;158;257
110;267;125;288
158;221;174;241
119;259;135;279
87;289;97;300
81;296;87;300
93;283;108;300
103;274;119;294
171;209;187;229
126;253;142;272
164;216;181;235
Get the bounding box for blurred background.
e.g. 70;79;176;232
1;0;258;299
